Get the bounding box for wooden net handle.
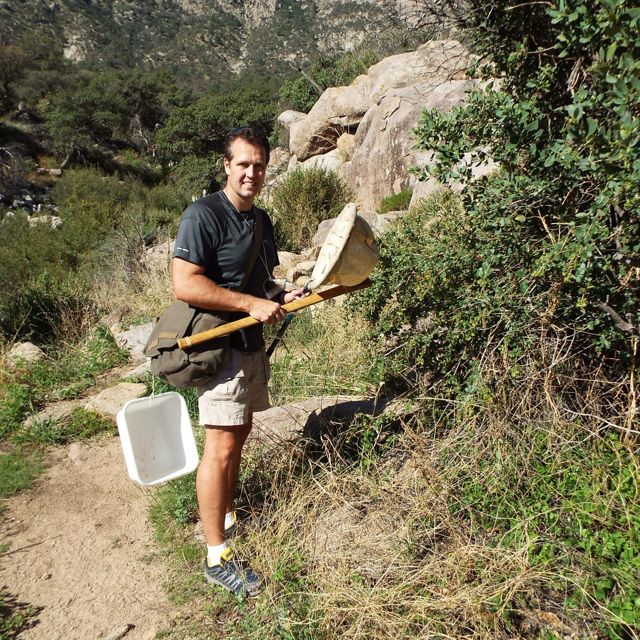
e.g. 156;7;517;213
177;279;371;350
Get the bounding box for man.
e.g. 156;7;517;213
171;126;306;596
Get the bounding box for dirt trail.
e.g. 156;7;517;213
1;435;174;639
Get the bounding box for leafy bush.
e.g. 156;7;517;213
267;167;353;252
356;191;482;392
378;188;412;214
0;384;32;441
169;154;222;203
155;87;277;162
411;0;639;375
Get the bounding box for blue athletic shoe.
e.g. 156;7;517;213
204;548;262;596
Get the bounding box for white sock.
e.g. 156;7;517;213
206;541;228;566
224;511;236;530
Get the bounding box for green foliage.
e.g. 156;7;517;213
0;167;185;343
267;167;353;252
44;68;177;154
411;0;639;375
155;87;278;162
0;44;29;113
169;154;222;203
0;450;43;499
0;327;129;443
0;271;93;345
23;325;129;403
0;587;39;639
378;188;412;214
454;429;640;638
13;408;115;446
0;384;32;440
356;191;486;392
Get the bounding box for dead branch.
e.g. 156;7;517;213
596;302;638;335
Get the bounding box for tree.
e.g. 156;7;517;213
0;45;28;113
155;87;278;162
45;68;175;159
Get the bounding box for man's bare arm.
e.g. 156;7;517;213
172;257;285;324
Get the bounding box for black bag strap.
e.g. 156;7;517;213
238;208;263;292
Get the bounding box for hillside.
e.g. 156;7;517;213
0;0;403;82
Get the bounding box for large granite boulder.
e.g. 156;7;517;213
289;77;371;161
278;110;306;130
365;39;473;101
342;79;479;211
84;382;147;419
288;40;474;162
113;322;153;364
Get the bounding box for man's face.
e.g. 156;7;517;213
223;138;267;209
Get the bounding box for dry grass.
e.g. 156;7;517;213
269;303;377;403
153;319;638;639
232;330;637;639
91;247;174;325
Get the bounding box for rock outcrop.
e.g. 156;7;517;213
274;39;496;212
288;40;475;163
343;79;479;211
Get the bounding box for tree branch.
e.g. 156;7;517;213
596;302;638;335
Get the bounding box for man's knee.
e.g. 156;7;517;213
202;424;250;461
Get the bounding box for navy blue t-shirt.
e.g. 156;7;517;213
172;191;279;351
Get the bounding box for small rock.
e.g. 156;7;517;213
113;323;153;364
23;399;84;429
40;573;52;580
104;624;134;640
84;383;147;418
68;442;83;464
6;341;45;367
287;260;316;283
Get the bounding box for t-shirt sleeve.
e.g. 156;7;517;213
172;209;216;268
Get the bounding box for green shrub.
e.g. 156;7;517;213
13;408;115;446
355;190;480;392
155;87;277;162
23;325;129;402
0;384;32;441
0;272;94;345
378;188;412;214
267;167;353;252
411;0;640;377
169;154;222;204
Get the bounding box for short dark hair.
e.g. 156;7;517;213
224;126;270;164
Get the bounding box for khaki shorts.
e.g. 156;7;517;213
197;348;271;426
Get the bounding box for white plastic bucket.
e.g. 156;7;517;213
116;392;199;486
